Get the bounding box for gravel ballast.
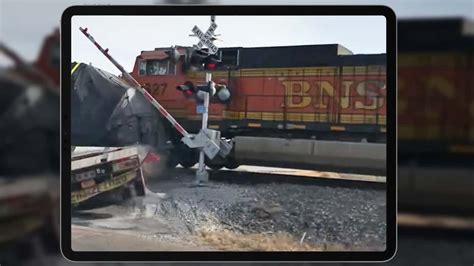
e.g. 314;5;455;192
72;168;386;251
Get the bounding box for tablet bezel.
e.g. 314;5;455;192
61;5;397;262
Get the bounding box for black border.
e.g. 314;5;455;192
61;5;397;262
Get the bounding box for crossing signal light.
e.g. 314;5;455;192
195;81;217;100
176;81;195;98
183;47;222;72
215;84;231;103
203;55;220;70
177;81;231;104
204;62;217;70
176;81;216;102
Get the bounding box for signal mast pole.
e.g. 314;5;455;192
195;72;212;185
193;15;218;186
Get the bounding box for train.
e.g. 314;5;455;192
131;44;387;174
397;18;473;213
128;18;474;213
32;18;473;212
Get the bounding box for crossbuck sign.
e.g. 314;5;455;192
191;17;219;54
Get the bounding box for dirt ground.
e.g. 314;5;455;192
71;225;213;251
71;166;386;252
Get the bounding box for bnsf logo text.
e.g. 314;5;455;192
281;80;386;111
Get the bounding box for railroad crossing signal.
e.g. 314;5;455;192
191;16;219;54
188;16;231;185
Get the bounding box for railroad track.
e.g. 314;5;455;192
398;212;474;231
159;166;386;191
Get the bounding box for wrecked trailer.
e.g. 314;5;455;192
71;146;148;206
71;62;171;179
0;72;59;176
0;70;60;262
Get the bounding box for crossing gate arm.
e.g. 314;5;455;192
78;27;231;160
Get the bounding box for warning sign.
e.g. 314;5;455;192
191;22;219;54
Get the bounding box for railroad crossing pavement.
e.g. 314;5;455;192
213;165;387;183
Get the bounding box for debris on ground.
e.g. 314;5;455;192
72;169;386;251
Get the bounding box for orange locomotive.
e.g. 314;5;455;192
130;44;387;173
397;18;474;212
27;18;472;211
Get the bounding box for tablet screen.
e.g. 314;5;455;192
62;6;396;261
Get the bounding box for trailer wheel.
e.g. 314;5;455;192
180;158;197;169
208;163;224;171
178;148;198;169
133;176;146;196
224;158;240;170
166;152;180;169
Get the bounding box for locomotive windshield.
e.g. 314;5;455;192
139;58;176;76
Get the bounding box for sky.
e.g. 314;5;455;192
71;15;386;75
0;0;473;68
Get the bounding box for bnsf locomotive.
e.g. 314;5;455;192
130;44;387;174
35;18;472;213
397;18;473;212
